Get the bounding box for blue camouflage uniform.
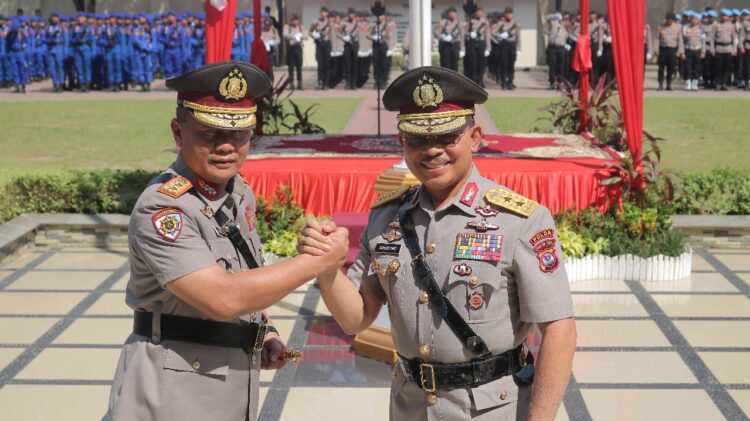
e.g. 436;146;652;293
162;11;182;78
133;21;154;89
33;18;48;79
92;17;108;88
46;16;67;91
191;22;205;70
71;15;93;89
104;19;122;89
231;22;245;61
6;18;28;91
0;18;7;85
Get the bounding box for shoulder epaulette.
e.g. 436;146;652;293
156;176;193;199
371;185;412;209
484;187;538;218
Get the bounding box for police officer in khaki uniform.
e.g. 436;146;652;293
309;6;332;90
495;7;521;90
298;67;577;420
740;9;750;91
371;12;397;89
462;7;490;87
434;8;463;71
655;13;684;91
681;12;705;91
546;13;570;90
340;8;360;90
283;14;308;90
711;9;738;91
107;61;348;421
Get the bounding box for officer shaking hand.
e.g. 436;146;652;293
298;67;576;421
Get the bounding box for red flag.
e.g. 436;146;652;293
250;0;269;71
205;0;236;63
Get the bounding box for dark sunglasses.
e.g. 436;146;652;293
402;129;466;149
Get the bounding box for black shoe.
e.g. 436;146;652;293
720;85;728;91
657;82;663;91
666;85;672;91
297;81;303;90
289;81;295;90
21;84;26;93
13;84;20;93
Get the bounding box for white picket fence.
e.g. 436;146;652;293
564;250;692;282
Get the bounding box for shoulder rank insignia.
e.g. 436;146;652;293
157;176;193;199
371;185;413;209
484;188;538;218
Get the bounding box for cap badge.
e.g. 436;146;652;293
218;68;248;101
412;75;444;109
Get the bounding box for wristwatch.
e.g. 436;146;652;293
265;325;279;336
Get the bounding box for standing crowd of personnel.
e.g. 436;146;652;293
0;8;281;93
542;7;750;92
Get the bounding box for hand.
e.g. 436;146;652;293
297;218;336;256
484;49;490;57
596;48;603;57
460;50;465;59
261;332;288;370
646;52;652;60
386;49;393;57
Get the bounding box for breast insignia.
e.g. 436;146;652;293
156;176;193;199
371;185;414;209
484;188;538;218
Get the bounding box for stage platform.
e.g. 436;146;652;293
240;133;617;216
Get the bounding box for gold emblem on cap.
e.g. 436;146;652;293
412;75;444;109
219;68;248;101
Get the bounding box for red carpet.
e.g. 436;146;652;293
241;136;609;215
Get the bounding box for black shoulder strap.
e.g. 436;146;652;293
214;207;260;270
396;190;492;359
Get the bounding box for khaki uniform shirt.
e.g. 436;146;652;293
261;27;280;49
711;21;738;54
493;19;521;50
655;22;683;50
645;24;654;56
462;18;491;51
371;20;397;51
309;18;332;42
434;19;462;46
358;22;372;55
283;24;308;46
108;154;265;421
339;19;360;44
347;166;575;420
546;20;569;47
742;21;750;52
331;20;344;55
681;24;705;54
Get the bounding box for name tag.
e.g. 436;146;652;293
375;243;401;255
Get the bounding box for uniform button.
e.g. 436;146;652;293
388;259;401;273
426;394;438;405
192;359;201;370
419;291;429;304
419;344;431;356
426;243;437;254
469;276;479;286
500;391;508;400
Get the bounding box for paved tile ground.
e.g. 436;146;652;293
0;247;748;421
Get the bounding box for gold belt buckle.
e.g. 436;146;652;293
419;363;436;393
253;324;267;352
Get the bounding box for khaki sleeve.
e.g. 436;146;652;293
516;22;522;51
345;220;386;303
511;207;574;324
131;202;217;287
387;22;397;50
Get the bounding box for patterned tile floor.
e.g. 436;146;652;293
0;247;748;421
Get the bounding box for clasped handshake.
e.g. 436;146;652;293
296;218;350;278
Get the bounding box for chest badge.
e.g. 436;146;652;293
382;220;403;243
454;232;503;263
468;291;484;309
474;205;499;218
201;205;215;218
467;218;499;232
453;263;473;276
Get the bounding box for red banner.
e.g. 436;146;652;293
250;0;269;71
205;0;236;63
607;0;646;190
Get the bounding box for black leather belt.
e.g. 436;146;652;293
133;311;266;353
398;345;529;392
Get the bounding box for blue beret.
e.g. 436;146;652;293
197;12;205;20
733;9;741;16
708;10;718;18
166;10;176;17
743;9;750;16
19;16;27;22
674;13;681;20
10;18;20;29
720;8;732;16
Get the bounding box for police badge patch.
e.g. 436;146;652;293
529;229;560;273
152;208;184;241
245;205;256;231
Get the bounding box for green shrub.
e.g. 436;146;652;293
0;170;158;223
555;204;688;258
674;168;750;215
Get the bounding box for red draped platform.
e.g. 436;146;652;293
240;134;616;216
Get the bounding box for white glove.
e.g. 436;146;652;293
343;35;351;42
484;49;490;57
443;34;453;42
386;49;393;57
371;34;380;41
564;44;571;51
646;52;652;60
459;50;465;59
597;48;603;57
500;31;509;40
604;35;612;43
470;31;477;39
311;30;320;40
294;33;302;42
516;50;520;57
701;33;706;40
264;41;270;51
